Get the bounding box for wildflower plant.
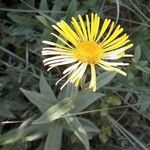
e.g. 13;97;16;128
0;13;135;150
1;0;149;150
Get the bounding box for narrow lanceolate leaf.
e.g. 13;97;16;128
84;71;116;91
72;92;104;113
78;118;100;133
7;13;37;28
65;82;78;97
0;124;49;145
134;45;141;62
39;0;49;10
64;117;100;133
39;73;57;103
66;117;89;150
65;0;77;22
50;0;64;20
36;15;51;28
32;97;74;124
20;88;51;113
96;71;116;90
44;122;63;150
3;141;27;150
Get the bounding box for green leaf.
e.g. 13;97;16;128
78;118;100;133
99;125;112;143
65;82;78;97
72;92;104;112
134;45;141;62
66;117;89;150
36;15;51;27
39;0;49;10
136;64;150;74
39;73;57;103
99;131;108;143
108;116;148;150
50;0;65;20
24;123;50;142
65;0;77;22
1;141;27;150
0;124;49;145
7;13;38;28
100;103;109;116
0;104;15;118
32;97;74;124
64;117;100;133
41;27;53;41
18;0;35;8
84;71;116;91
96;71;116;90
106;95;122;106
44;122;63;150
143;43;150;62
20;88;51;113
138;94;150;112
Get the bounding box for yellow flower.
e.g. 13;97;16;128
42;13;133;92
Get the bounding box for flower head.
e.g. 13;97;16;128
42;13;133;92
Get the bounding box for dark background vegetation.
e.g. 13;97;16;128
0;0;150;150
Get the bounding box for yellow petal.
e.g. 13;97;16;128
58;21;80;42
91;13;100;40
52;25;78;46
51;33;74;49
104;44;134;56
102;25;123;46
98;63;127;76
101;21;114;43
89;64;96;92
78;15;88;40
103;33;128;48
90;13;94;40
71;17;85;40
86;14;91;40
103;39;130;52
96;19;111;42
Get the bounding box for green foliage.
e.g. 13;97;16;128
39;0;49;10
32;97;74;124
78;118;100;133
99;125;112;143
39;73;57;103
0;103;15;118
44;122;63;150
0;123;50;145
0;74;104;150
66;117;90;150
72;92;104;112
0;0;150;149
64;0;77;22
36;15;51;28
84;71;116;90
20;88;51;113
106;95;122;106
7;13;38;29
